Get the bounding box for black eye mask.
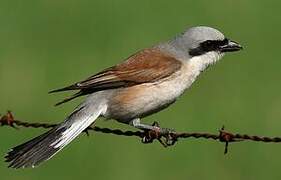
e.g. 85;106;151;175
189;38;229;56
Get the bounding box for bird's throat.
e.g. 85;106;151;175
188;51;223;75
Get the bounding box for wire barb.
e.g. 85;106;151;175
1;111;281;154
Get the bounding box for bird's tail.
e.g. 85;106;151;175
5;102;106;169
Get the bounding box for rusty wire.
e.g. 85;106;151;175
1;111;281;154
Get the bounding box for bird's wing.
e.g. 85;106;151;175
50;49;182;93
50;48;182;105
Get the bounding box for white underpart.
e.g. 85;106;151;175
169;51;224;92
188;51;224;77
161;51;224;99
50;101;107;149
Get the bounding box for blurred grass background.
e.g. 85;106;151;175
0;0;281;179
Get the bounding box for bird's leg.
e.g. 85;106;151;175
130;118;160;131
129;118;177;146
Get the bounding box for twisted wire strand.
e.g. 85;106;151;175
1;111;281;154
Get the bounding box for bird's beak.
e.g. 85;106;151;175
219;40;243;52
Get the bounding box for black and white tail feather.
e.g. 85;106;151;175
5;102;106;169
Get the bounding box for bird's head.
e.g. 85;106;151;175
169;26;242;69
183;26;242;56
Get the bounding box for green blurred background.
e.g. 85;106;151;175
0;0;281;179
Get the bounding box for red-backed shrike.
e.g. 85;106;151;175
6;26;242;168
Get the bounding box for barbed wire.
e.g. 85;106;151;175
1;111;281;154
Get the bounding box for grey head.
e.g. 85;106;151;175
169;26;242;57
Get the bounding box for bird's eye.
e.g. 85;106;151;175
201;40;215;51
220;38;229;46
205;40;212;46
201;40;213;48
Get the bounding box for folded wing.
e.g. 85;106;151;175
50;49;182;106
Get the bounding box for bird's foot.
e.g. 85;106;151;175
142;121;178;147
0;111;17;129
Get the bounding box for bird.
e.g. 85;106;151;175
5;26;242;168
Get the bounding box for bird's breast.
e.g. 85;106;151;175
105;62;198;122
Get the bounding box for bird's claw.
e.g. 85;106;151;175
83;129;90;136
0;111;18;129
142;121;178;147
